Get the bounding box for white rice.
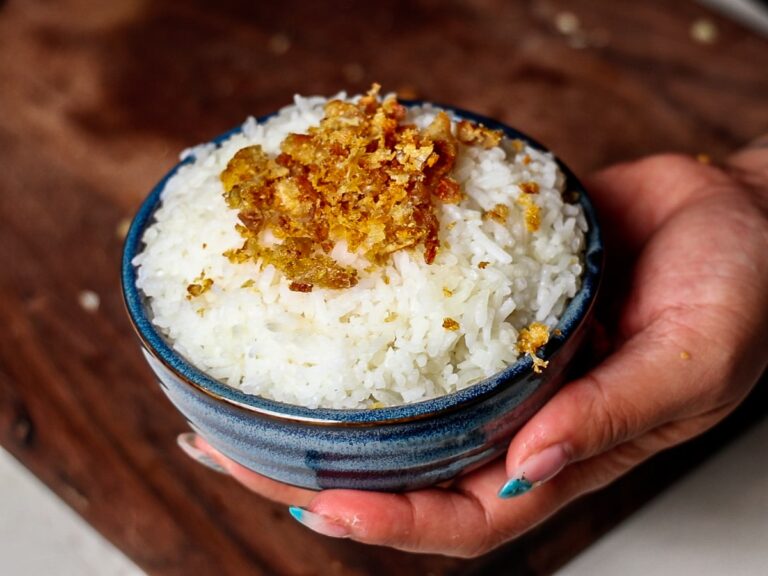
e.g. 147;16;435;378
134;93;587;409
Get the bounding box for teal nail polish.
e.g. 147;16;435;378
287;506;350;538
289;506;304;522
498;477;533;498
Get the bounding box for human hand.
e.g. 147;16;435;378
179;142;768;557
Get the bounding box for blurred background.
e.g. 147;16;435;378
1;0;767;575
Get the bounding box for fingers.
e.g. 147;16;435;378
292;461;541;557
174;429;629;556
297;420;690;557
586;154;733;250
180;433;316;507
180;432;529;556
281;407;739;558
501;315;734;494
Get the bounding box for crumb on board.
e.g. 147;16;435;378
78;290;100;313
517;322;550;373
442;317;460;331
555;11;581;35
690;18;718;44
268;33;291;55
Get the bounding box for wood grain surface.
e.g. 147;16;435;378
1;1;767;575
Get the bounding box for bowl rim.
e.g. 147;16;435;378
121;100;604;426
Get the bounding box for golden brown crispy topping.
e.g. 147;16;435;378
517;195;541;232
519;181;540;195
483;203;510;224
186;277;213;299
478;261;489;269
288;281;314;293
516;322;550;373
456;120;503;149
220;85;466;290
442;317;460;331
433;177;463;204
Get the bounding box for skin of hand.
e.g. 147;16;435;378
186;144;768;557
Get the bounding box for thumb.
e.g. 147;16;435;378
498;321;725;498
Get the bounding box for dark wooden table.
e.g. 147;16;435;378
1;1;767;574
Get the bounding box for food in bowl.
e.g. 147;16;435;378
122;86;602;490
132;85;587;410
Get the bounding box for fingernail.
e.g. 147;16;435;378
177;432;228;474
499;443;570;499
498;477;533;498
289;506;350;538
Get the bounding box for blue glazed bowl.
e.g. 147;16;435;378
122;103;603;492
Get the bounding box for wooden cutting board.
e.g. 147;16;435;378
1;0;766;574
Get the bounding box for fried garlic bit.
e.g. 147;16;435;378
187;273;213;299
514;181;541;231
483;203;509;224
519;181;539;195
220;83;488;292
517;195;541;232
442;317;460;331
456;119;502;149
516;322;550;373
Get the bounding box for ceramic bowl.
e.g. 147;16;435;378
121;103;603;491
